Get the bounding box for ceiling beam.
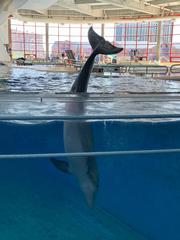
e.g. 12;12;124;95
10;0;27;10
47;5;67;10
17;0;58;11
0;0;27;24
166;5;180;11
150;0;180;4
57;0;103;17
106;9;145;15
34;9;48;15
91;4;123;10
97;0;162;15
47;9;87;16
18;8;48;16
17;12;180;24
0;0;13;11
74;0;98;3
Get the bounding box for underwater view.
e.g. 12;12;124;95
0;66;180;240
1;120;180;240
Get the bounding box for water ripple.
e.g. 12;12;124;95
0;67;179;94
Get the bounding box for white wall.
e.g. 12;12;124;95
0;16;11;62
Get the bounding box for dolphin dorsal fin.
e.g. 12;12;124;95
50;158;70;174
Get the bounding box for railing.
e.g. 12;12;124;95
15;60;178;77
74;64;170;76
170;57;180;63
1;111;180;159
170;64;180;74
128;65;169;75
93;64;128;74
1;148;180;159
1;113;180;121
74;64;128;74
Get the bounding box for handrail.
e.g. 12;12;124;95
74;64;128;74
101;65;127;74
1;148;180;159
74;64;169;75
170;64;180;74
128;65;168;75
1;113;180;121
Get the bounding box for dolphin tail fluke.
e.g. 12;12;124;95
50;157;70;174
88;26;123;55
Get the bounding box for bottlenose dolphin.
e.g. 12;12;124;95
50;27;123;207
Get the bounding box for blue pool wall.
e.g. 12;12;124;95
0;120;180;240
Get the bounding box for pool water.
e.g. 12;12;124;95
0;67;180;93
0;120;147;240
1;119;180;240
0;66;180;240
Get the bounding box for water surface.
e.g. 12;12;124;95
0;67;180;93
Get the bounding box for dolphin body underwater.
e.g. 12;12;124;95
50;27;123;207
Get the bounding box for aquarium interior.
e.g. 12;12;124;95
0;67;180;240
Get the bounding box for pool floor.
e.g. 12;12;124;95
0;159;145;240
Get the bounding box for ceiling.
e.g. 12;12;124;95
2;0;180;23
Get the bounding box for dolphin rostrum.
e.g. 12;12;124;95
50;27;123;207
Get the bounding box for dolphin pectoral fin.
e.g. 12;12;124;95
87;157;99;189
50;157;70;174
